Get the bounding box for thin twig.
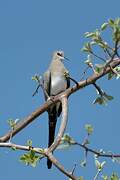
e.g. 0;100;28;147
64;71;79;86
75;141;120;158
91;52;106;62
32;75;50;99
105;48;112;58
104;40;119;70
32;84;40;97
80;66;90;81
71;164;77;175
68;76;79;86
94;170;101;180
92;82;103;96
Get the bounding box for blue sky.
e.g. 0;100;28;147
0;0;120;179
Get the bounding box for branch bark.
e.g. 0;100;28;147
0;58;120;142
1;62;120;180
0;141;78;180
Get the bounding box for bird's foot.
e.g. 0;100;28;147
47;96;55;102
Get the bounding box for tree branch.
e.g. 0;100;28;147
46;153;77;180
0;142;42;153
0;58;120;142
0;141;78;180
75;142;120;158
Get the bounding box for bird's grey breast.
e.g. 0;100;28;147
50;73;67;95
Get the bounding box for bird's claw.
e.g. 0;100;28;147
47;96;55;102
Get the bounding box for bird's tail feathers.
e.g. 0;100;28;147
47;108;57;169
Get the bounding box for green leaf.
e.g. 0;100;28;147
98;41;108;49
108;67;120;80
102;175;108;180
80;160;86;167
95;159;106;171
93;96;107;105
101;23;108;31
95;159;101;169
115;18;120;26
116;74;120;79
108;71;115;80
84;32;95;38
11;146;17;151
113;27;120;41
81;42;92;53
26;139;32;147
85;124;93;135
57;144;71;150
57;134;76;150
90;41;97;45
110;173;119;180
108;19;115;27
61;134;75;144
20;150;42;167
84;55;93;65
7;119;18;130
69;177;83;180
31;75;42;83
116;66;120;71
103;93;114;101
95;64;105;73
84;59;91;65
93;91;113;106
101;161;106;169
78;177;84;180
31;76;38;81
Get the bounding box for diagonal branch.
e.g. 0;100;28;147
0;58;120;142
46;153;77;180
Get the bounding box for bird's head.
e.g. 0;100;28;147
53;50;69;61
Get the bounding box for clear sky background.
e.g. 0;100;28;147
0;0;120;179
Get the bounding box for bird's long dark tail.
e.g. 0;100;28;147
47;107;57;169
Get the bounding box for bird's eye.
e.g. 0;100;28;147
57;52;62;56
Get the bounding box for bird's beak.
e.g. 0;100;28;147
64;56;70;61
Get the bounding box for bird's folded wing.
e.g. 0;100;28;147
43;70;51;100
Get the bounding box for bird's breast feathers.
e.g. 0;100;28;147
51;75;67;95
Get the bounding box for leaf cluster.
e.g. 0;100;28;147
93;91;114;106
20;150;43;167
7;118;18;130
82;18;120;54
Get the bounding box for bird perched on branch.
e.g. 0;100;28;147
43;50;70;169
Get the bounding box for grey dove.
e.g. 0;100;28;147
43;50;70;169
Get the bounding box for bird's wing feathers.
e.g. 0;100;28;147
43;70;51;100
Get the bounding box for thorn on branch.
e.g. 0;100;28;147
71;164;77;175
